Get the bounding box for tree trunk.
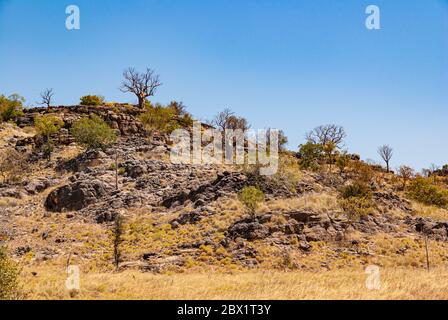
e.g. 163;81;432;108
137;96;145;109
425;234;430;272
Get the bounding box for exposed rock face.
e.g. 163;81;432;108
45;179;111;212
25;178;55;195
15;105;146;139
225;209;447;252
373;191;413;213
228;218;270;241
406;217;448;241
162;171;297;209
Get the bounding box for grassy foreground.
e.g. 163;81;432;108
22;267;448;300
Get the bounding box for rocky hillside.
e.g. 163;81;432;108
1;105;448;274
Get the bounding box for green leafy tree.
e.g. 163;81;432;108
71;115;117;150
0;94;25;122
79;95;105;106
0;246;21;300
298;142;323;170
238;186;265;221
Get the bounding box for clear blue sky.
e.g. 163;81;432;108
0;0;447;170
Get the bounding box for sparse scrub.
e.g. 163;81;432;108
0;246;21;300
406;177;448;208
0;148;29;183
80;95;105;106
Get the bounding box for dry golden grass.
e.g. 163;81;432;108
21;266;448;300
263;193;339;214
411;202;448;221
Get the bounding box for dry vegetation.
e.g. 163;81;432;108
2;106;448;300
22;267;448;300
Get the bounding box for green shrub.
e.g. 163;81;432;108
238;186;265;220
340;181;372;200
139;102;180;134
297;142;323;170
34;115;64;158
0;246;21;300
79;95;105;106
338;181;374;224
338;197;374;223
70;115;117;150
0;94;24;122
407;177;448;207
34;114;64;141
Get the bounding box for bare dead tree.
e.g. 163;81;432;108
211;108;234;131
120;67;161;108
39;88;54;107
211;108;250;131
306;124;346;148
398;165;415;190
378;145;393;172
429;163;440;183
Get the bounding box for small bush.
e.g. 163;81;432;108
340;181;372;200
139;102;180;134
338;181;374;225
70;115;117;150
34;115;64;158
349;160;375;183
0;94;24;122
0;246;21;300
238;186;265;220
34;114;64;139
79;95;105;106
338;197;374;223
407;177;448;207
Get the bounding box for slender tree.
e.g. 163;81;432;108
378;145;393;172
112;214;124;271
39;88;54;107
